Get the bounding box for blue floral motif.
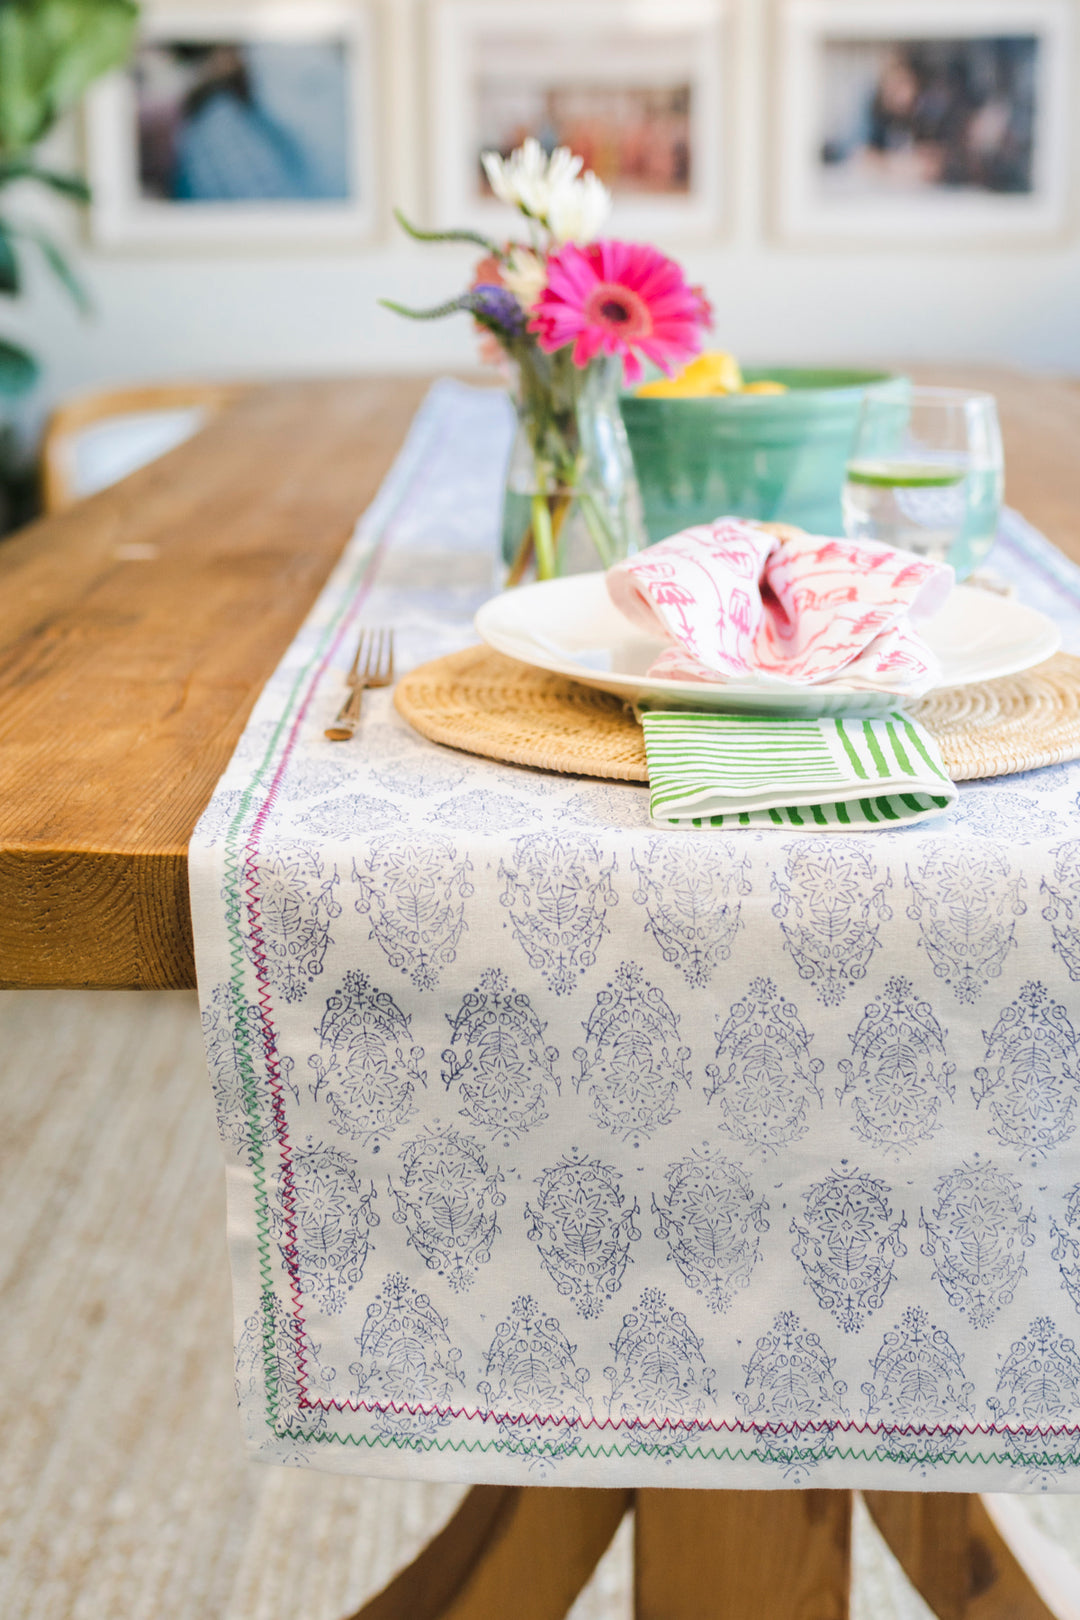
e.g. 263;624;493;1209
1041;839;1080;982
483;761;561;799
653;1149;768;1314
953;788;1063;844
309;971;426;1152
296;792;400;838
371;750;470;798
1021;760;1080;794
195;787;244;848
837;977;955;1155
705;978;823;1153
252;848;341;1004
986;1317;1080;1477
631;838;751;987
272;1141;378;1314
478;1295;591;1468
202;982;261;1162
479;1295;591;1417
920;1160;1035;1328
1053;1185;1080;1316
203;982;298;1162
736;1312;848;1479
974;982;1080;1164
905;843;1026;1003
352;833;474;990
390;1127;505;1293
791;1171;907;1333
276;751;351;804
349;1272;466;1437
426;791;537;832
606;1288;716;1434
236;1293;329;1437
558;784;650;828
498;834;618;995
525;1152;640;1318
441;968;560;1145
862;1307;973;1468
772;842;891;1005
574;963;691;1142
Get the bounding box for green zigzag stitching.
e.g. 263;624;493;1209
259;1427;1080;1469
223;406;1080;1471
222;399;449;1443
225;537;381;1438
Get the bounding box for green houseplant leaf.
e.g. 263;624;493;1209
14;220;89;311
0;335;38;396
0;221;18;295
0;0;139;155
0;158;91;201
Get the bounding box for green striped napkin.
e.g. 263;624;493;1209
641;709;957;830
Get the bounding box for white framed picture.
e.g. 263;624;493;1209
428;0;727;240
85;1;377;247
774;0;1073;244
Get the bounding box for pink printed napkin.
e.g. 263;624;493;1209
607;519;953;695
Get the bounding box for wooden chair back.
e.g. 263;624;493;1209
42;382;249;513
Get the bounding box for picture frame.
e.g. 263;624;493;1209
85;0;378;248
773;0;1073;245
427;0;727;241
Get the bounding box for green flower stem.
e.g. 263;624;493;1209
391;208;499;255
531;494;558;580
579;491;616;569
549;495;575;572
505;523;535;587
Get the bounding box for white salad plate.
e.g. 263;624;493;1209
474;572;1061;717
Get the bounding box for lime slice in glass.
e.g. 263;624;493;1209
846;459;968;489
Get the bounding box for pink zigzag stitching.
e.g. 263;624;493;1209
292;1393;1080;1442
237;500;1080;1449
241;527;392;1408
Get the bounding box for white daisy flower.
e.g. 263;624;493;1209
546;169;612;244
482;137;570;218
481;139;611;242
501;246;547;311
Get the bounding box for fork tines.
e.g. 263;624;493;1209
325;627;395;741
345;627;394;685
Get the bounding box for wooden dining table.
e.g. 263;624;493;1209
3;367;1079;1620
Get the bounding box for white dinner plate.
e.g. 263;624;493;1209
474;572;1061;716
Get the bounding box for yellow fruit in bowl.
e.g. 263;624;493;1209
635;352;788;399
634;376;709;399
679;352;744;392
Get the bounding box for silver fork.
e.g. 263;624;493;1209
324;628;395;741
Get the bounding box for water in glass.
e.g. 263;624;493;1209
842;385;1004;578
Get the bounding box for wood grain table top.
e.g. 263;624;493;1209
1;367;1076;990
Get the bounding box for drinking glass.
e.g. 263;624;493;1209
842;385;1004;578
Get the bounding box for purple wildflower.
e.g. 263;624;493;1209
468;283;526;335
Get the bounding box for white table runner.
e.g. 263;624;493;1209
191;380;1080;1490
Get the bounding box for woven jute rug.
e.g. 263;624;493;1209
3;990;953;1620
394;645;1080;785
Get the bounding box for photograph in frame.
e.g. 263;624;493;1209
774;0;1073;244
429;0;726;239
86;1;377;247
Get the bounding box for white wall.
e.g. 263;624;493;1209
7;0;1080;425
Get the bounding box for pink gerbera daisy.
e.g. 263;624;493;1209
528;240;711;384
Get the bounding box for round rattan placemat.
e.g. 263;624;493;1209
393;645;1080;785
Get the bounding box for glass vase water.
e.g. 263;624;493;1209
500;353;647;583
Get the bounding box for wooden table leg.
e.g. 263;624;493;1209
344;1484;632;1620
862;1492;1061;1620
634;1488;852;1620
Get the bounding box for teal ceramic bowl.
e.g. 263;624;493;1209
620;368;904;543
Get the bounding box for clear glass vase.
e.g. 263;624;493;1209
500;353;647;584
